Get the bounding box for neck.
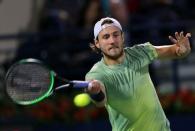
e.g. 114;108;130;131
103;51;125;65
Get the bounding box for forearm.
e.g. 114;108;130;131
154;44;191;60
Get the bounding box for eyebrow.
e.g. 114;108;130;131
101;30;121;38
113;31;121;34
104;30;120;35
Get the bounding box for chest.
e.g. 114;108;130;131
105;66;149;100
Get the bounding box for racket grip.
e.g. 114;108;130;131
71;81;91;88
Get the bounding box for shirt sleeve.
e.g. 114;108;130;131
125;42;158;69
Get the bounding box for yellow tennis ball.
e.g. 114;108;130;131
73;93;91;107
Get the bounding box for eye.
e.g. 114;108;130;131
113;32;120;37
103;34;110;39
113;34;119;37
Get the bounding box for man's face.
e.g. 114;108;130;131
95;25;124;59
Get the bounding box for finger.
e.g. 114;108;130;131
175;32;180;40
87;83;98;93
169;35;177;43
185;33;191;38
90;80;101;93
88;82;93;89
180;31;184;38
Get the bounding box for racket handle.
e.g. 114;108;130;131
71;81;91;88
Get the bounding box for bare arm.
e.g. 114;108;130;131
86;80;107;107
154;31;191;59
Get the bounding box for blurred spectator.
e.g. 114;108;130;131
38;0;72;34
101;0;130;45
77;0;104;41
130;0;181;44
15;0;76;77
105;0;129;26
77;0;130;44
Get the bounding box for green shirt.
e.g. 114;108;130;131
85;42;170;131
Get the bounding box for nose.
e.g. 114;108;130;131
108;36;115;44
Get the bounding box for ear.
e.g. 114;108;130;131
95;39;100;49
122;32;125;43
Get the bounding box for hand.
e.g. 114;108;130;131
169;31;191;57
86;80;106;106
86;80;102;94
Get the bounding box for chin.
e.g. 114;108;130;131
108;52;123;59
103;48;124;59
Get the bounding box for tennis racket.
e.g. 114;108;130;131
5;58;91;105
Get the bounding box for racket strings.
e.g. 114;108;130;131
6;63;51;102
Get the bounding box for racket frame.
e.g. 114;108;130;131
5;58;89;106
5;58;55;105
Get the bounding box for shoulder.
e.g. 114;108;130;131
125;42;158;58
125;42;154;51
88;61;103;73
85;61;105;80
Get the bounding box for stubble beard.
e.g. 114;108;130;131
102;47;124;60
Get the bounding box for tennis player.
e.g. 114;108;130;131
85;17;191;131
